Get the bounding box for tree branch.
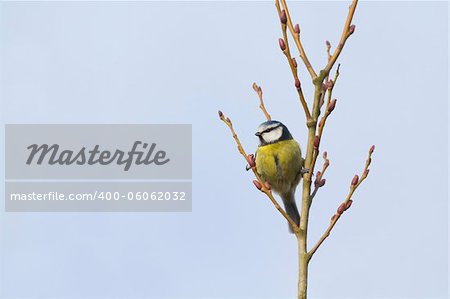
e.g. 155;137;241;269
252;83;271;121
310;151;330;201
275;1;312;121
278;0;317;80
323;0;358;76
308;65;340;176
308;145;375;260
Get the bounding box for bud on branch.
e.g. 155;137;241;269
337;203;346;215
279;38;286;51
313;136;320;149
327;99;337;113
363;169;370;177
345;200;353;210
349;24;356;35
292;57;297;68
280;10;287;24
253;180;262;191
326;79;334;90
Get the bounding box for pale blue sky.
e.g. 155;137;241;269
0;1;448;298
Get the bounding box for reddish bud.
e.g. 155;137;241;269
325;40;331;48
345;200;353;210
337;203;346;215
369;145;375;154
280;10;287;24
351;175;359;186
364;169;370;177
313;136;320;149
294;24;300;34
326;79;334;90
264;181;271;191
323;151;327;159
246;154;255;168
327;99;337;113
226;117;231;124
318;179;326;187
314;171;322;187
349;24;356;35
252;82;261;93
253;180;262;190
218;110;223;119
295;78;301;89
292;57;297;68
278;38;286;51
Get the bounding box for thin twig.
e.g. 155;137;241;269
324;64;340;111
326;40;332;62
308;65;340;177
324;0;358;76
310;152;330;201
218;111;300;233
275;1;312;121
252;83;271;121
321;41;333;107
278;0;317;80
308;145;375;260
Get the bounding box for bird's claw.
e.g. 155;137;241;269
300;167;309;175
245;154;256;171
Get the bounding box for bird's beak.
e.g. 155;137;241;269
255;132;262;137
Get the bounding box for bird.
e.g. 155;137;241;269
253;120;304;233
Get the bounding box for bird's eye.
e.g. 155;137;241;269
263;125;279;134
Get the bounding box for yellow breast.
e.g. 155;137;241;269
255;139;302;194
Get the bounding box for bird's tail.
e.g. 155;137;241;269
281;192;300;233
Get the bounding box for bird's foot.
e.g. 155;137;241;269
300;167;309;175
245;154;256;171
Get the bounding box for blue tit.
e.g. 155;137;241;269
254;120;303;233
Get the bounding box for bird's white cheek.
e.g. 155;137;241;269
263;127;283;143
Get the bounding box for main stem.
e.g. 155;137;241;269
297;235;308;299
297;78;324;299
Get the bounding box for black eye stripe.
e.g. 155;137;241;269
263;125;280;133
